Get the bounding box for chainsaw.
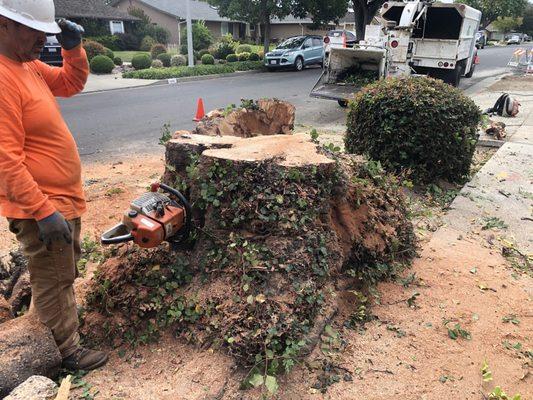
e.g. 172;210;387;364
101;183;192;249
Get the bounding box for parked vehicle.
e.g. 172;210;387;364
324;30;357;59
265;35;324;71
507;35;521;45
40;34;62;66
311;1;481;106
475;31;487;49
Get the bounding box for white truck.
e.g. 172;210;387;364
311;0;481;107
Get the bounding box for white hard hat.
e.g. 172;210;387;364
0;0;60;33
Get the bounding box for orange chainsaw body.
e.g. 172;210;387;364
124;206;185;248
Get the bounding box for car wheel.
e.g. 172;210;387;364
294;57;304;71
338;100;348;108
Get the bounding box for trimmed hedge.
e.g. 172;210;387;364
226;53;238;63
83;40;106;61
150;43;167;59
151;59;164;69
171;54;187;66
201;54;215;65
249;52;260;61
90;55;115;74
131;53;152;70
113;57;123;66
237;52;250;61
236;44;252;54
157;52;172;67
104;47;114;60
123;61;264;79
345;77;482;183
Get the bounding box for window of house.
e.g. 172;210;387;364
110;20;124;34
221;22;229;36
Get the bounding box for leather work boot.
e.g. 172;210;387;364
62;347;109;371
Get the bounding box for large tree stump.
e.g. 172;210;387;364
0;316;61;397
85;129;415;371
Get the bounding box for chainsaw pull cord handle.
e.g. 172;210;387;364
158;183;193;241
101;224;135;245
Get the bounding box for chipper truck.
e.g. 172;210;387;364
311;0;482;107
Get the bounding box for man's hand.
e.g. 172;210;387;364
37;211;72;250
57;19;85;51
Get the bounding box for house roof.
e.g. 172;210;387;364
111;0;325;25
54;0;139;21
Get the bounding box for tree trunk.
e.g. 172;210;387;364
0;315;61;398
263;19;271;55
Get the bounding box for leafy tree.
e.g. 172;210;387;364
292;0;349;29
492;17;522;34
522;5;533;36
459;0;528;28
128;7;171;45
207;0;293;54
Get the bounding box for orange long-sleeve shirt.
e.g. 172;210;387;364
0;46;89;221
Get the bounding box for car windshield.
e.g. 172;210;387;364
277;37;305;49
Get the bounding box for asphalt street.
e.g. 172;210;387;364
59;44;524;158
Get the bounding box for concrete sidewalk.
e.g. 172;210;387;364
82;73;159;93
452;75;533;253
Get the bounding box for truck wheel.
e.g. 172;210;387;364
338;100;348;108
444;66;461;87
465;61;475;78
294;57;304;72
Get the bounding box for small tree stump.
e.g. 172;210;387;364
0;316;61;397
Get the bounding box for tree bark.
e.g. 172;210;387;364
0;315;61;398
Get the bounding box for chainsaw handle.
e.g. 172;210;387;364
159;183;193;241
101;224;135;245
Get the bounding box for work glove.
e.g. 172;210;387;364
57;19;85;51
37;211;72;250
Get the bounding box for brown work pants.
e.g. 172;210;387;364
8;218;82;358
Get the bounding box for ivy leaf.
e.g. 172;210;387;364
275;195;284;204
249;373;264;388
265;375;279;394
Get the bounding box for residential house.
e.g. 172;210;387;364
112;0;333;45
54;0;139;36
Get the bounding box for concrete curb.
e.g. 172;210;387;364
83;69;263;95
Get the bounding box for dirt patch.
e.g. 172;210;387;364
489;74;533;92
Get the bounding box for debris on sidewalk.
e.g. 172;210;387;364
485;120;507;140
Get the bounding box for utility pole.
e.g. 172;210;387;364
186;0;194;67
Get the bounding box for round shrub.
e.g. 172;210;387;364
90;55;115;74
345;77;482;183
140;35;156;52
150;43;167;59
151;59;164;69
201;54;215;65
156;52;172;67
198;49;210;58
104;47;114;60
113;57;123;66
249;52;260;61
131;53;152;70
237;52;250;61
171;54;187;67
236;44;252;54
226;53;238;63
83;40;106;61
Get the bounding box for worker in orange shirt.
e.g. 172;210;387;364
0;0;107;370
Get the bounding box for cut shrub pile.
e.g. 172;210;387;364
345;77;482;183
123;61;264;79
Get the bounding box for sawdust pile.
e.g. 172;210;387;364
83;128;416;372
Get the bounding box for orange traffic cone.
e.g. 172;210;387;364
193;98;205;122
